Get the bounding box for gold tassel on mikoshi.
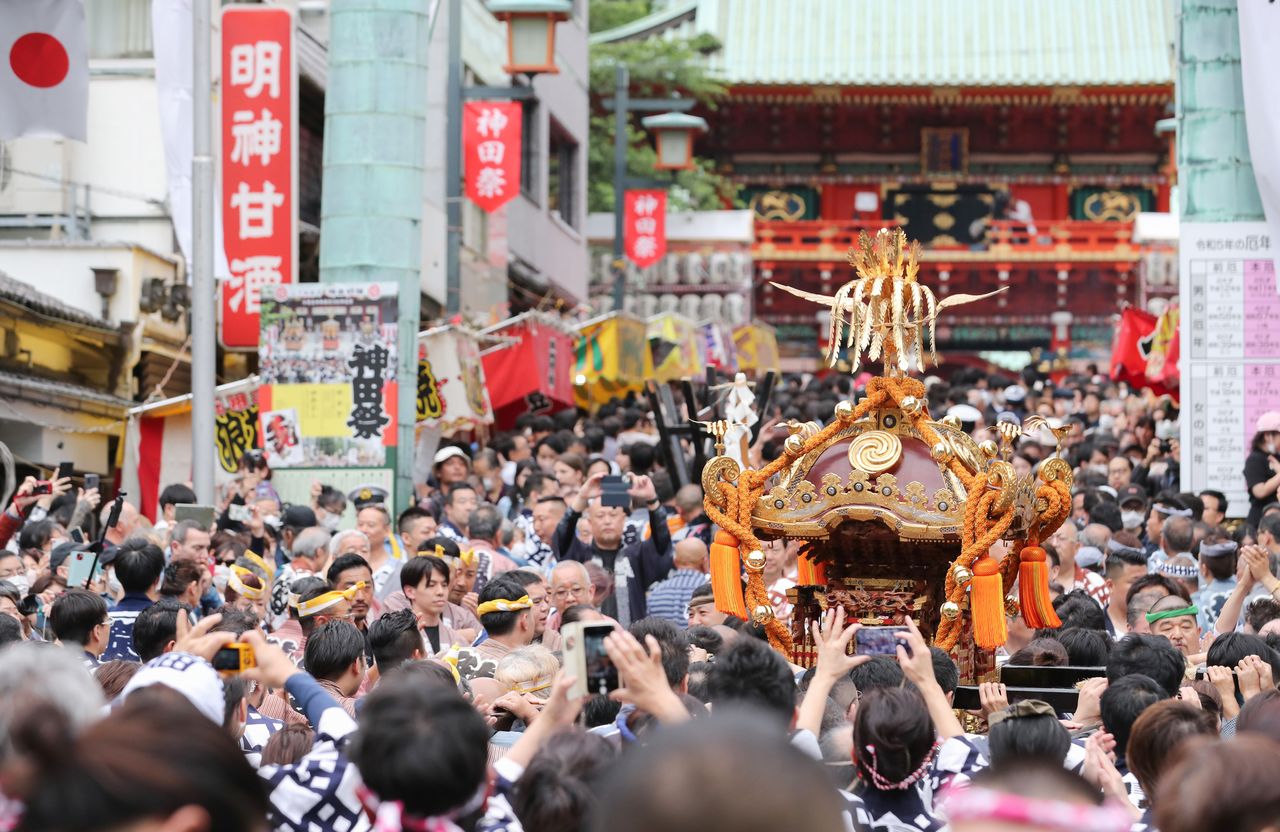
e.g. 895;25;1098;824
1018;544;1060;629
710;530;748;619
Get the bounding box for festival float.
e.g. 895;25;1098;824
700;228;1074;680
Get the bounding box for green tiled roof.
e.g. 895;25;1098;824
593;0;1175;87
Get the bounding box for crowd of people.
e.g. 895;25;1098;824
2;366;1280;832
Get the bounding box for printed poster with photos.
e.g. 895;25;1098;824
258;282;399;468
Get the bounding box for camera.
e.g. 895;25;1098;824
211;643;256;675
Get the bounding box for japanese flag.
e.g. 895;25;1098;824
0;0;88;141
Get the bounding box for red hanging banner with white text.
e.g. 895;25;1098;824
624;190;666;269
220;6;297;349
464;101;522;213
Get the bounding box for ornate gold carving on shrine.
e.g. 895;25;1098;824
1082;190;1141;222
847;429;903;474
750;190;808;221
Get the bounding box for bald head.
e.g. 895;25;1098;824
1162;515;1194;555
674;484;704;519
550;560;593;609
674;539;709;571
552;560;590;585
1081;523;1111;549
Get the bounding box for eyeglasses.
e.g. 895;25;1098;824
552;586;587;600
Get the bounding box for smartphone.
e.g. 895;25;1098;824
56;461;74;482
85;473;100;491
228;503;253;523
855;625;908;657
66;549;102;589
30;481;52;496
70;528;84;544
211;642;256;675
599;475;631;509
175;504;217;529
563;621;619;698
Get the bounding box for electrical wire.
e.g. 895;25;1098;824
4;166;167;208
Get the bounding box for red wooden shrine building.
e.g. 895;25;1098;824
593;0;1175;371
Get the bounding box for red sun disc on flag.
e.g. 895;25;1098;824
10;32;70;88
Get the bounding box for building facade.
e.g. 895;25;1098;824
0;0;588;476
594;0;1175;371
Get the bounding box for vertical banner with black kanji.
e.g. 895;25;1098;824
257;282;399;469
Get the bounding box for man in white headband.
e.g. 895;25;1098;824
1196;537;1240;630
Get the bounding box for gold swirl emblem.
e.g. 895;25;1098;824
847;430;902;475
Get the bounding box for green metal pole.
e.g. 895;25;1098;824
1177;0;1263;221
319;0;430;510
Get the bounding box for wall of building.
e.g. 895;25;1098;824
420;0;589;314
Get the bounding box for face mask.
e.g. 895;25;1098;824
1090;464;1108;475
320;513;342;532
1268;442;1278;455
1121;510;1145;530
5;574;29;595
106;569;123;597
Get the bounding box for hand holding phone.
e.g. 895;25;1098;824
66;549;102;589
563;622;619;697
855;625;908;657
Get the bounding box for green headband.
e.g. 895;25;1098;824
1145;604;1199;624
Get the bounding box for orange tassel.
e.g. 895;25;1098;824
970;554;1007;650
796;553;825;585
710;530;748;619
1018;545;1061;629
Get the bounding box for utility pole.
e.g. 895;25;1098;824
320;0;432;510
604;68;695;312
190;0;215;504
445;0;463;316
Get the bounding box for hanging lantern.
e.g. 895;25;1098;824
641;111;709;171
486;0;573;75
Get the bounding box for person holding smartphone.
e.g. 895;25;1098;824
554;472;672;628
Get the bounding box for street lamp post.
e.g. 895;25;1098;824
445;0;570;317
602;69;704;312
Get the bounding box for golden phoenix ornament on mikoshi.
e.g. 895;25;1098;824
772;227;1006;374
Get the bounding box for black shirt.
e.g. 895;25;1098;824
1245;449;1274;530
423;624;441;654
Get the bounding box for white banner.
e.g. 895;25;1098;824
1239;0;1280;272
152;0;230;281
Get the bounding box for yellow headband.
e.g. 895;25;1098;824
439;645;463;682
243;551;276;580
227;565;265;601
477;595;531;616
512;679;553;695
436;545;477;571
297;581;367;617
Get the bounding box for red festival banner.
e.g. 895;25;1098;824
220;6;297;349
1111;306;1179;399
463;101;522;213
624;189;666;269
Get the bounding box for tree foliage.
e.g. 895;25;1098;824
588;1;740;213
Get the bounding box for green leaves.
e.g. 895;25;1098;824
588;0;738;212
